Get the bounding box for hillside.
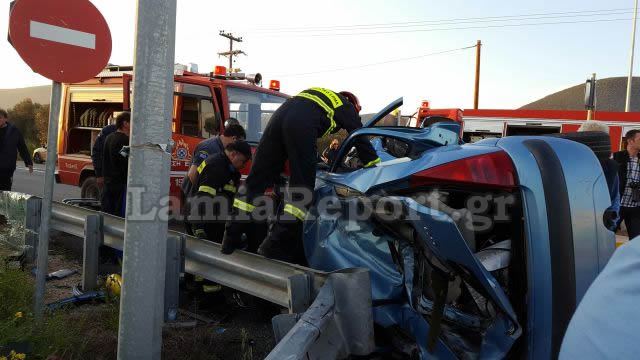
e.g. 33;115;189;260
521;77;640;111
0;85;52;109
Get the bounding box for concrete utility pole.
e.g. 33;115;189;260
626;0;639;112
218;30;245;71
474;40;482;110
116;0;176;358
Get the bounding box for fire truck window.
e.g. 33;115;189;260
227;87;287;143
181;96;200;137
174;83;212;97
201;98;218;138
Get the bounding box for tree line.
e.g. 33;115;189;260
3;98;50;154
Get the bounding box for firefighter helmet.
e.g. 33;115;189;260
339;91;361;114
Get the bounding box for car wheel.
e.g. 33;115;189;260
33;153;42;164
551;131;612;161
81;176;101;200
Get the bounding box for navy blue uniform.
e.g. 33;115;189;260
181;136;224;198
188;152;240;242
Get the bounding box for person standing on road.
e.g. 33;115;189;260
614;129;640;239
221;89;380;264
0;109;33;191
91;121;117;190
101;112;131;216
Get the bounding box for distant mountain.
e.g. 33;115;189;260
521;77;640;112
0;85;52;110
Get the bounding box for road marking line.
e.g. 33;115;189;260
29;20;96;49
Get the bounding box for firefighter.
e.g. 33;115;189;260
181;122;245;202
221;88;380;264
188;140;252;242
181;122;245;234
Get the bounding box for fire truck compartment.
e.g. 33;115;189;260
66;101;123;155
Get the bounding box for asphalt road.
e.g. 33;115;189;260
10;162;79;202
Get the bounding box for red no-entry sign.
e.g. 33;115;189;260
9;0;112;83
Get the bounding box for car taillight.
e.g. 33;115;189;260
410;151;517;190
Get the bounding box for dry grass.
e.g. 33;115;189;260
0;215;276;360
0;257;120;359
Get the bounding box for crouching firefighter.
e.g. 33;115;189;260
221;88;380;264
188;140;252;242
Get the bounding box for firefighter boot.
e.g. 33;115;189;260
221;221;246;254
257;221;304;264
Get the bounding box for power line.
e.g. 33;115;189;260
254;11;632;33
273;44;477;78
255;17;631;38
247;8;633;33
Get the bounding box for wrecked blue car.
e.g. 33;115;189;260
303;98;615;358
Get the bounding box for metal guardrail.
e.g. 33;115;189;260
1;193;375;358
48;200;327;309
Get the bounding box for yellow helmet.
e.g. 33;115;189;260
105;273;122;297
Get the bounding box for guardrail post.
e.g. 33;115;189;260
24;197;42;263
83;214;103;292
331;268;375;356
267;268;375;359
164;235;183;322
287;273;311;314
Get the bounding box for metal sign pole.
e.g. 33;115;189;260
116;0;177;358
34;81;62;320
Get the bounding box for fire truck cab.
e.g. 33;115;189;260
55;64;289;207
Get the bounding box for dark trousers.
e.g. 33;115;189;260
0;176;12;191
243;111;318;207
621;206;640;240
226;111;316;263
102;183;126;217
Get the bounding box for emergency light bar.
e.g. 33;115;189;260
419;100;430;118
214;65;227;76
269;80;280;91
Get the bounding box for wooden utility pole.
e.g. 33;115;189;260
474;40;482;109
218;31;245;71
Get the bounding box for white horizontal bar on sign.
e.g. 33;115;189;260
29;20;96;49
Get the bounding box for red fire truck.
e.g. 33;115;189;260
412;101;640;151
55;64;289;207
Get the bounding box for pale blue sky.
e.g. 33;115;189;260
1;0;638;113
